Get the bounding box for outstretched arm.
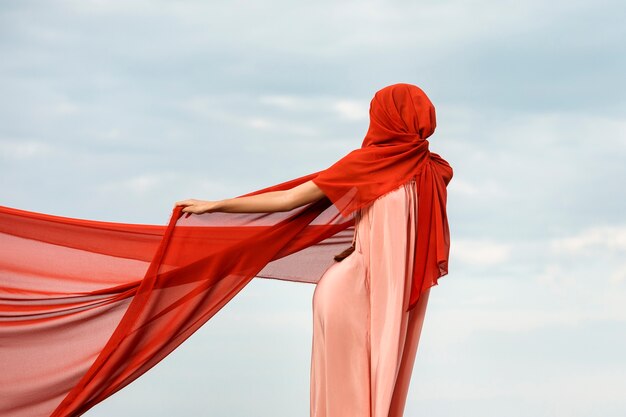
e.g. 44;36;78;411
175;180;327;215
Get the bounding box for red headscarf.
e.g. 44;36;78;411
0;83;452;417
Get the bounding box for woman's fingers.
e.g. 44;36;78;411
175;199;197;207
174;199;199;210
173;199;215;217
174;200;208;216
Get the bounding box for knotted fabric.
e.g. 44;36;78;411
0;83;452;417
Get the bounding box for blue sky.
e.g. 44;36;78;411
1;1;625;416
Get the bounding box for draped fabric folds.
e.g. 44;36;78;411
311;83;453;311
0;83;453;416
0;171;351;417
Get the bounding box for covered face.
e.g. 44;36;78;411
361;83;437;148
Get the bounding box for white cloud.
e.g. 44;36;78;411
227;310;311;328
53;99;80;116
609;263;626;284
0;139;55;159
543;225;626;286
414;368;626;409
426;307;618;351
258;95;309;110
247;117;273;130
180;95;321;137
535;263;580;293
62;0;157;15
245;116;318;136
97;128;123;141
98;173;168;194
259;94;368;121
452;238;512;266
331;99;368;121
549;224;626;253
449;178;509;197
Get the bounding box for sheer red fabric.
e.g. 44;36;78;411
0;83;453;417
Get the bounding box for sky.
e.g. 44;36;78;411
1;0;625;416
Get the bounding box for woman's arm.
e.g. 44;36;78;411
175;180;327;215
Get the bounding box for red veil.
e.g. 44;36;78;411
0;83;453;417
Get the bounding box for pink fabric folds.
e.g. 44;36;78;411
311;178;431;417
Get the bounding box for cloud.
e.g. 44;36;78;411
452;238;512;266
448;178;509;198
0;139;55;159
331;99;368;121
544;224;626;285
259;94;368;121
244;116;318;136
549;224;626;253
179;94;370;138
258;95;313;111
53;99;80;116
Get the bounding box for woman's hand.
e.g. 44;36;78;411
174;199;220;216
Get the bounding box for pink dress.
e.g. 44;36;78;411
311;177;431;417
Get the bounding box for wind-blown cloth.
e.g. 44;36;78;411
0;83;453;416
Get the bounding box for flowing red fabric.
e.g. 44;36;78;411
0;83;453;417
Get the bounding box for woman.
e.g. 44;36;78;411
0;83;450;417
175;82;452;417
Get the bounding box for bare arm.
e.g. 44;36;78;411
175;180;327;215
